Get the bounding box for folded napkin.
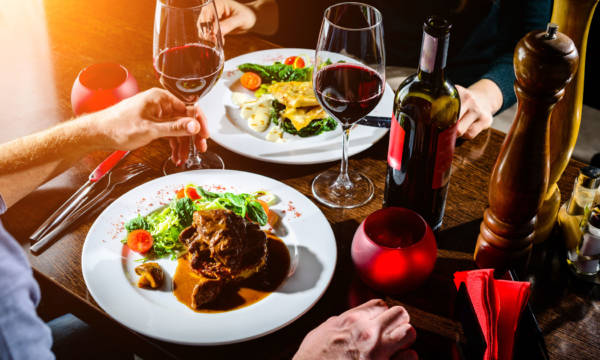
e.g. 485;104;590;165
454;269;531;360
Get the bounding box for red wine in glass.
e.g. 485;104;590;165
154;44;223;104
314;63;384;126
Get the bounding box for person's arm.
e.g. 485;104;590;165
293;299;417;360
457;0;551;139
215;0;279;36
0;88;208;208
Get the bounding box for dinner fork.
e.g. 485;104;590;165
30;163;152;253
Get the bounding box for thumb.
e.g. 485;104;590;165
151;117;201;138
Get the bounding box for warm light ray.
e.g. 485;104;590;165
0;0;59;142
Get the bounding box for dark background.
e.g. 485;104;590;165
263;0;599;110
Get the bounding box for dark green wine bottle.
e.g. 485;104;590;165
383;16;460;231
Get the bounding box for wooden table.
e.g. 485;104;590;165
1;1;598;359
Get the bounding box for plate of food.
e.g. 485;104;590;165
81;170;337;345
198;48;392;165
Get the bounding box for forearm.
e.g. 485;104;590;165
0;115;105;207
247;0;278;35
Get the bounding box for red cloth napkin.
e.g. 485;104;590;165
454;269;531;360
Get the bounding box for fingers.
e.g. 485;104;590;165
342;299;389;321
375;305;410;329
463;119;490;140
169;137;180;165
146;88;187;117
388;323;417;349
457;109;478;137
195;136;208;153
219;18;237;36
150;117;200;138
194;105;211;139
177;136;189;166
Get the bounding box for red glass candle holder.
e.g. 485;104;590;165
351;207;437;294
71;63;138;115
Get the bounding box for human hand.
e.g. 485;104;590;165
456;79;502;140
213;0;278;38
92;88;209;165
214;0;258;36
293;299;418;360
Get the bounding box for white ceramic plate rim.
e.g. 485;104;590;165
81;170;337;345
200;48;392;165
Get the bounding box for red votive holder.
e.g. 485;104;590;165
71;63;138;115
351;207;437;294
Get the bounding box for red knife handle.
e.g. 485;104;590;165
89;150;129;182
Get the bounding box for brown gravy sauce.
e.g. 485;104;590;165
173;233;290;313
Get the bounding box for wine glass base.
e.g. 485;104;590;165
162;151;225;175
312;169;374;208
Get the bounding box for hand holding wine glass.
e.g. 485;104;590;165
312;2;385;208
153;0;225;174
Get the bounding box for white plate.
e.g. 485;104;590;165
82;170;337;345
199;48;392;165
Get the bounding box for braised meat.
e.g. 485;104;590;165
176;209;268;308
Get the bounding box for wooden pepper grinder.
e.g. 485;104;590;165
474;24;579;273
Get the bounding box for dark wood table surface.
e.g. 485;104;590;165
1;1;598;359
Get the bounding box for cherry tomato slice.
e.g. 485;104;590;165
292;57;305;69
284;56;305;69
185;187;201;200
240;72;262;90
127;230;154;254
284;56;296;65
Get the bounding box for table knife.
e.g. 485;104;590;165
359;115;391;128
29;150;129;242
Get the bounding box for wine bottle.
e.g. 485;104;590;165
383;16;460;231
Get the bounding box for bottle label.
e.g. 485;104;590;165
387;113;405;171
432;123;458;189
419;32;448;74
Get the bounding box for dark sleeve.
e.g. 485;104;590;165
0;207;54;360
482;0;551;113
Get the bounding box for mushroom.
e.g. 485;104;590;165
134;262;164;289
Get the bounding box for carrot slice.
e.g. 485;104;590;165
240;72;262;90
257;199;279;227
176;188;185;199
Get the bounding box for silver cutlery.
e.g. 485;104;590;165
30;150;130;242
30;163;151;253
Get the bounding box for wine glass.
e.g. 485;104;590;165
153;0;225;174
312;2;385;208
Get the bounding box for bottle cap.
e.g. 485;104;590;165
579;166;600;189
424;16;451;37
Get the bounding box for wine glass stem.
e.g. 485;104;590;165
185;135;201;167
335;126;352;190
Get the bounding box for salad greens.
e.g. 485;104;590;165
269;100;337;137
123;185;272;260
238;62;312;83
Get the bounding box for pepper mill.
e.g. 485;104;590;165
474;24;579;273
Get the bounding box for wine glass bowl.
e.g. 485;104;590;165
312;2;385;208
351;207;437;294
154;0;225;173
71;63;138;116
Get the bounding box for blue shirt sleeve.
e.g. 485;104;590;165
482;0;551;113
0;195;54;360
